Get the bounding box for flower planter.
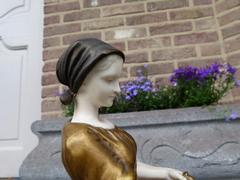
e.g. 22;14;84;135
20;102;240;180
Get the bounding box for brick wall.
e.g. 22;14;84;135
215;0;240;105
42;0;240;120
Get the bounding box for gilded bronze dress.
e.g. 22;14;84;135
61;122;137;180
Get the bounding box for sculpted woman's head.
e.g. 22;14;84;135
56;38;125;107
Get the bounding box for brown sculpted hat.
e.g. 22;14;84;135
56;38;125;105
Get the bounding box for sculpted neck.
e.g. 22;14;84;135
71;94;101;124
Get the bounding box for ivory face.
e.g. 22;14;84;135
79;54;123;107
71;54;123;127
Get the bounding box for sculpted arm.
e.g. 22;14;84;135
137;160;187;180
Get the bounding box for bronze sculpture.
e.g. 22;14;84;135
56;38;194;180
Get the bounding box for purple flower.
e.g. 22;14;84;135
235;79;240;87
136;76;147;82
133;89;138;96
144;81;151;86
198;67;211;79
210;62;221;74
225;111;239;121
226;63;237;74
230;111;238;120
143;86;151;92
168;62;238;87
125;95;131;100
127;85;137;92
120;66;155;101
169;65;200;84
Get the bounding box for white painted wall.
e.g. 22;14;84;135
0;0;43;177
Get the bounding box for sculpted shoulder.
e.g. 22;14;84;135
62;122;90;139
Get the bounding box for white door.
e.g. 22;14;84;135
0;0;43;177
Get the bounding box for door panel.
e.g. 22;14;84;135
0;0;42;177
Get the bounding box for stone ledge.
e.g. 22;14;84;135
20;103;240;179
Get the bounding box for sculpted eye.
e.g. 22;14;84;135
105;79;113;82
104;76;119;83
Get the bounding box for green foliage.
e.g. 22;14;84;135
59;62;239;117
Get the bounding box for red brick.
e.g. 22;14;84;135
224;36;240;53
125;0;146;2
41;111;63;120
227;52;240;66
222;22;240;39
105;27;147;41
174;32;218;45
147;0;188;11
200;43;221;56
125;52;148;64
42;99;62;112
235;68;240;79
43;37;61;48
44;15;60;25
61;0;78;1
178;58;224;68
63;9;100;22
44;23;81;37
231;69;240;97
217;7;240;26
128;37;171;50
126;12;167;26
108;41;126;51
121;66;128;78
170;7;214;20
152;47;197;61
83;0;121;8
83;18;124;30
43;60;57;72
42;73;59;85
44;0;59;4
63;32;101;45
149;22;192;35
193;0;212;5
102;3;144;17
232;86;240;98
155;76;172;87
42;85;59;98
130;63;174;76
44;1;80;14
43;47;66;61
234;68;240;78
195;17;216;30
218;93;234;104
216;0;240;14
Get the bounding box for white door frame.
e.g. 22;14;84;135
0;0;43;177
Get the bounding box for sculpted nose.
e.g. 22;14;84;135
113;81;121;96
